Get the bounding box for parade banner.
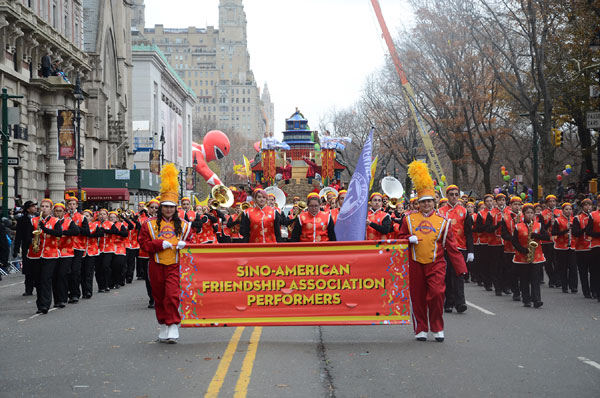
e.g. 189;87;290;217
179;240;410;327
57;110;76;160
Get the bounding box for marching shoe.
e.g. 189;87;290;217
523;302;532;307
158;324;168;342
22;292;33;296
444;307;453;313
533;301;543;308
512;295;521;301
456;303;467;313
415;331;427;341
433;331;445;342
166;324;179;344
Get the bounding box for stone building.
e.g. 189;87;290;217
133;0;273;143
0;0;133;208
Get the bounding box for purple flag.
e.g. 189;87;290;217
335;130;373;241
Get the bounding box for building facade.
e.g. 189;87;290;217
134;0;273;143
131;44;196;179
0;0;133;208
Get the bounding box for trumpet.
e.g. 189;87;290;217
388;197;401;209
209;199;221;210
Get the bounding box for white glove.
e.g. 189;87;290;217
408;235;419;244
176;241;186;250
466;253;474;262
162;240;173;250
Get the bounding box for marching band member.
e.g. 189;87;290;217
493;194;511;295
501;196;523;301
512;203;549;308
573;198;593;298
81;209;102;299
226;203;244;243
470;201;484;285
124;210;141;284
366;192;391;240
65;196;88;303
291;193;336;242
27;198;61;314
438;185;473;314
398;161;467;342
191;205;220;244
240;188;281;243
52;203;80;308
138;199;157;308
96;209;115;293
584;195;600;301
474;194;496;293
438;197;448;210
330;190;347;224
552;203;577;293
138;164;192;343
540;195;561;288
107;211;129;289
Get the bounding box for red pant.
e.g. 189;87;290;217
409;258;446;334
149;260;181;325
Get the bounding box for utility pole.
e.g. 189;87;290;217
1;88;23;218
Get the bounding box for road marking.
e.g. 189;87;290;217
17;307;57;322
205;327;245;398
0;282;22;289
234;327;262;398
466;300;496;315
578;356;600;371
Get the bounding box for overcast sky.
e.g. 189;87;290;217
144;0;414;136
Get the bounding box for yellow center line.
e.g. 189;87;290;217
204;327;245;398
234;327;263;398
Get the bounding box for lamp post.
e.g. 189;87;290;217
526;124;539;202
160;127;165;166
193;156;197;195
73;74;84;212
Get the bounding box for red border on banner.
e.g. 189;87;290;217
179;240;410;327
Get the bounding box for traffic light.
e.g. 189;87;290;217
552;128;562;147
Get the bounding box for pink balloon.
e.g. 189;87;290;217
562;170;568;176
493;188;500;194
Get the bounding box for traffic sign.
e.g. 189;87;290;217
587;111;600;129
0;156;18;166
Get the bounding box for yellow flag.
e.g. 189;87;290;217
369;155;378;190
243;155;252;177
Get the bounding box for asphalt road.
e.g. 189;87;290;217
1;274;599;398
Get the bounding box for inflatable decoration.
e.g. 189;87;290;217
192;130;231;186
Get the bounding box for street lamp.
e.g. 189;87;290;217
160;127;165;166
73;73;84;212
526;125;538;202
193;156;198;194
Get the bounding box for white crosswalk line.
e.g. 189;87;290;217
466;300;496;315
578;356;600;371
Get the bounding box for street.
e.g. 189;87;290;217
1;274;599;398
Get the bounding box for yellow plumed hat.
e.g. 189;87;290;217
160;163;179;206
407;160;435;201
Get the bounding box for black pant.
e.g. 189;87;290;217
576;250;591;297
126;248;138;283
53;256;72;305
472;244;485;284
541;243;558;286
488;245;504;293
137;257;153;303
111;254;126;288
554;249;578;291
81;255;96;297
68;250;84;299
445;250;466;309
590;248;600;299
518;262;542;304
22;256;36;294
220;235;232;243
504;252;520;297
31;258;56;311
232;238;244;244
96;253;113;291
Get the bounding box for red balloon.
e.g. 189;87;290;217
557;174;562;181
253;141;261;152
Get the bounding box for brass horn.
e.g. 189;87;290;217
240;202;251;211
211;185;234;208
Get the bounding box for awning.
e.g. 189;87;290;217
66;188;130;202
